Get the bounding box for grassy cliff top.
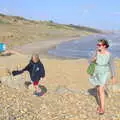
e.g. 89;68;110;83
0;13;103;48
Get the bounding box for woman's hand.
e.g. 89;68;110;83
111;77;116;84
91;57;96;63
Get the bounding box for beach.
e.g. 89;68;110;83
1;1;120;119
0;36;120;120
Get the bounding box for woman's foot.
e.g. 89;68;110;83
96;106;100;113
98;108;104;115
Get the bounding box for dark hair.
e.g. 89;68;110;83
98;39;109;48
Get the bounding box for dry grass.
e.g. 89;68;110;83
0;14;100;48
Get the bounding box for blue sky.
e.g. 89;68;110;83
0;0;120;30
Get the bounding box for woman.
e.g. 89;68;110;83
89;39;116;114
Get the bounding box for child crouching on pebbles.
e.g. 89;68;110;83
12;54;45;96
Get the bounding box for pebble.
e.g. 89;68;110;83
0;83;120;120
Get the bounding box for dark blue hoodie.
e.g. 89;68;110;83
12;60;45;82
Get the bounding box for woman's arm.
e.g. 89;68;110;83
109;54;115;77
91;56;97;62
89;51;97;63
109;54;116;84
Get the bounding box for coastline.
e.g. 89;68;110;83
12;36;85;59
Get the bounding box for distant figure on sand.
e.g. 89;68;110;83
0;42;21;56
88;39;116;115
0;43;6;52
12;54;45;96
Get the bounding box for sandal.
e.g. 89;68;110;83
33;91;42;96
98;108;104;115
96;106;100;113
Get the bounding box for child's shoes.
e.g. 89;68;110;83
33;91;43;96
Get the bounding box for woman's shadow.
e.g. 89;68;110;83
88;87;109;105
88;88;99;105
24;81;47;96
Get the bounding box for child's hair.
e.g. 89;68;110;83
98;39;109;48
31;54;40;62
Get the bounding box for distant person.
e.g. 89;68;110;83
88;39;116;115
0;42;21;56
12;54;45;96
0;43;6;53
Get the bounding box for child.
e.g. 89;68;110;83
12;54;45;96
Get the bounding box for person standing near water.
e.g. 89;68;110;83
89;39;116;115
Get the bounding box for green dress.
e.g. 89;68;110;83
89;53;115;86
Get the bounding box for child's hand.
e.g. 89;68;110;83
90;57;96;63
41;77;46;81
12;70;19;76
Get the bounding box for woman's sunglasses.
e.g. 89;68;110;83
97;44;104;47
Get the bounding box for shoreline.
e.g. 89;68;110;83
12;36;87;59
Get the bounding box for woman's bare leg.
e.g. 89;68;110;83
98;86;105;113
96;85;100;112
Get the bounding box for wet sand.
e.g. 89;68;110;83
12;37;81;58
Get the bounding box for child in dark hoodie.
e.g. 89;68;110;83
12;54;45;96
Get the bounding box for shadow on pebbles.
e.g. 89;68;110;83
0;75;120;120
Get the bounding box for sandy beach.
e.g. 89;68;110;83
1;2;120;119
0;36;120;120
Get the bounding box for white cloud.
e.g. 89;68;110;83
3;8;9;13
81;9;89;16
0;8;11;15
80;4;95;16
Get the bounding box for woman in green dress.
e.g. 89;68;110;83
89;39;116;114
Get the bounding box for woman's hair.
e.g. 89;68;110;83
98;39;109;48
31;54;40;62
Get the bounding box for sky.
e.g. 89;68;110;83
0;0;120;30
